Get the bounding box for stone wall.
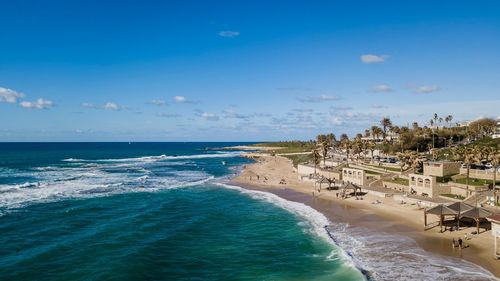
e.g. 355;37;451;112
383;181;409;192
423;161;461;177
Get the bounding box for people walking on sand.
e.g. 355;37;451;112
458;238;463;249
452;238;456;248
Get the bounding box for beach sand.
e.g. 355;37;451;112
230;153;500;278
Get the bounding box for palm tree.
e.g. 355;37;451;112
452;146;479;194
364;129;371;138
326;133;336;148
397;151;409;172
491;151;500;206
366;141;376;162
412;122;419;131
371;126;382;141
380;117;392;141
319;141;329;167
445;115;453;127
312;148;321;175
340;134;350;163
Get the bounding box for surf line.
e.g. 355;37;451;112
324;225;375;281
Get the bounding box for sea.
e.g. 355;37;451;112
0;142;497;281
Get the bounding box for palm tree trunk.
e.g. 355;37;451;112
467;164;470;197
494;165;498;206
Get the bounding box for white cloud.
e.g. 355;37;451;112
150;99;167;106
415;85;439;94
104;102;120;111
371;84;392;93
298;95;339;103
81;102;97;108
174;96;186;103
201;112;219;121
361;54;387;64
219;30;240;38
223;109;248;119
157;112;180;118
0;87;24;103
19;98;53;109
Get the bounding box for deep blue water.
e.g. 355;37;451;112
0;143;363;281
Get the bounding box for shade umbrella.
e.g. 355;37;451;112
425;205;458;231
461;207;493;234
447;202;474;229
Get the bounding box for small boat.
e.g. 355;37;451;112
222;161;227;166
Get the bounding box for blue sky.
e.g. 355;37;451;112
1;0;499;141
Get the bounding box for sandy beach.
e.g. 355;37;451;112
230;153;500;278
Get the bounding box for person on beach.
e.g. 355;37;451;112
452;238;456;248
458;238;463;249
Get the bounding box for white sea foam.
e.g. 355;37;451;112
326;223;499;281
61;151;242;163
0;154;217;211
215;183;363;276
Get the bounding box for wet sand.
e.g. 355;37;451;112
230;154;500;278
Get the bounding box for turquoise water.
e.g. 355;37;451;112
0;143;364;281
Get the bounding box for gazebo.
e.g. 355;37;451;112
340;182;362;199
461;207;493;234
424;204;458;232
314;177;336;192
447;202;473;229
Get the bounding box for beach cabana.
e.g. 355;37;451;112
461;207;493;234
340;182;362;199
424;204;458;232
447;202;473;229
315;177;335;192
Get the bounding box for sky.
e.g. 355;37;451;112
1;0;499;141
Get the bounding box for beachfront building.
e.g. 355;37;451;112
486;214;500;259
342;168;366;186
423;161;461;177
409;174;449;198
492;117;500;139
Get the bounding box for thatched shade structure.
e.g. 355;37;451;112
340;182;362;199
461;207;493;234
447;202;473;229
315;177;335;192
424;205;458;231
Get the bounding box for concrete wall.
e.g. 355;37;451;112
342;168;366;186
449;185;469;198
383;181;409;192
459;168;500;181
297;164;342;180
423;162;461;177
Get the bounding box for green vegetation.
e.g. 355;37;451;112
436;175;453;183
283;153;313;167
365;170;382;175
440;194;466;200
254;141;315;154
365;163;401;172
453;177;500;186
386;177;409;185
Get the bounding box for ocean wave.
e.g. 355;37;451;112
326;224;499;281
214;183;363;277
61;152;242;163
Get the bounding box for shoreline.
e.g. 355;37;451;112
229;153;500;278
